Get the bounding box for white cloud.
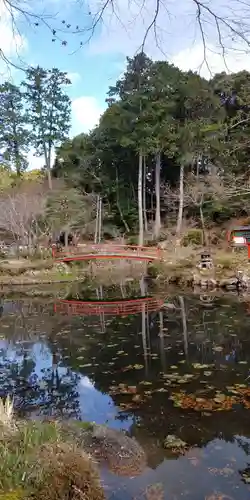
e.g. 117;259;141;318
26;97;104;170
88;0;192;58
87;0;250;76
172;44;250;79
71;96;105;135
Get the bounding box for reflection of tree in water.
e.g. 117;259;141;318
3;291;250;469
53;293;250;467
0;298;82;419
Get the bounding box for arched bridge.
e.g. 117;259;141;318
52;244;162;263
54;296;164;317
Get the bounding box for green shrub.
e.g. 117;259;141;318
182;229;203;246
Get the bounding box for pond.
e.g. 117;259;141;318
1;279;250;499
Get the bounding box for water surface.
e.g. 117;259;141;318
1;282;250;499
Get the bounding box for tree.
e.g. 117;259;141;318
53;56;250;240
22;67;71;189
2;0;250;77
0;82;30;176
0;192;47;247
107;52;154;245
140;61;181;238
46;187;95;246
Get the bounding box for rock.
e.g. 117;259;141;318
54;263;70;274
208;278;217;288
200;279;208;289
159;240;168;249
220;278;238;289
61;422;147;477
89;424;147;476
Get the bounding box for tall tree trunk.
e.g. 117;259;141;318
43;143;52;190
176;163;184;239
47;167;52;190
64;230;69;250
199;203;208;246
98;197;102;244
143;155;148;233
140;277;149;377
94;194;100;244
154;151;161;239
116;167;130;233
138;150;144;246
179;296;188;359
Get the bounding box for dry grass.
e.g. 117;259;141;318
0;411;105;500
29;443;104;500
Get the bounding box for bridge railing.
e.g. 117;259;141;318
52;243;162;260
54;297;164;316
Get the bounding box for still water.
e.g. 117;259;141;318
1;280;250;499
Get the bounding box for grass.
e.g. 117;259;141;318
0;398;104;500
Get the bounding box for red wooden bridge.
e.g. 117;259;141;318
52;244;162;263
54;296;164;317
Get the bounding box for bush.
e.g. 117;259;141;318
182;229;203;246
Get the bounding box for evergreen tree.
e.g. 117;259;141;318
22;66;71;189
0;82;30;176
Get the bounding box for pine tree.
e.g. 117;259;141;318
22;66;71;189
0;82;30;176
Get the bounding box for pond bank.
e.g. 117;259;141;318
0;249;250;292
148;247;250;291
0;403;147;499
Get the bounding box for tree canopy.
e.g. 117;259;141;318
1;52;250;243
53;52;250;241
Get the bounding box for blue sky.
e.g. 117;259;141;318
1;0;250;168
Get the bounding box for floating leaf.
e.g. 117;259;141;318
163;434;187;449
192;363;211;369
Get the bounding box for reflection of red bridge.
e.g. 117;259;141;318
52;244;162;263
54;297;164;316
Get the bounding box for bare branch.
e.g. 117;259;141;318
2;0;250;73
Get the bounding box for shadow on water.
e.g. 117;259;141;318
2;279;250;498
